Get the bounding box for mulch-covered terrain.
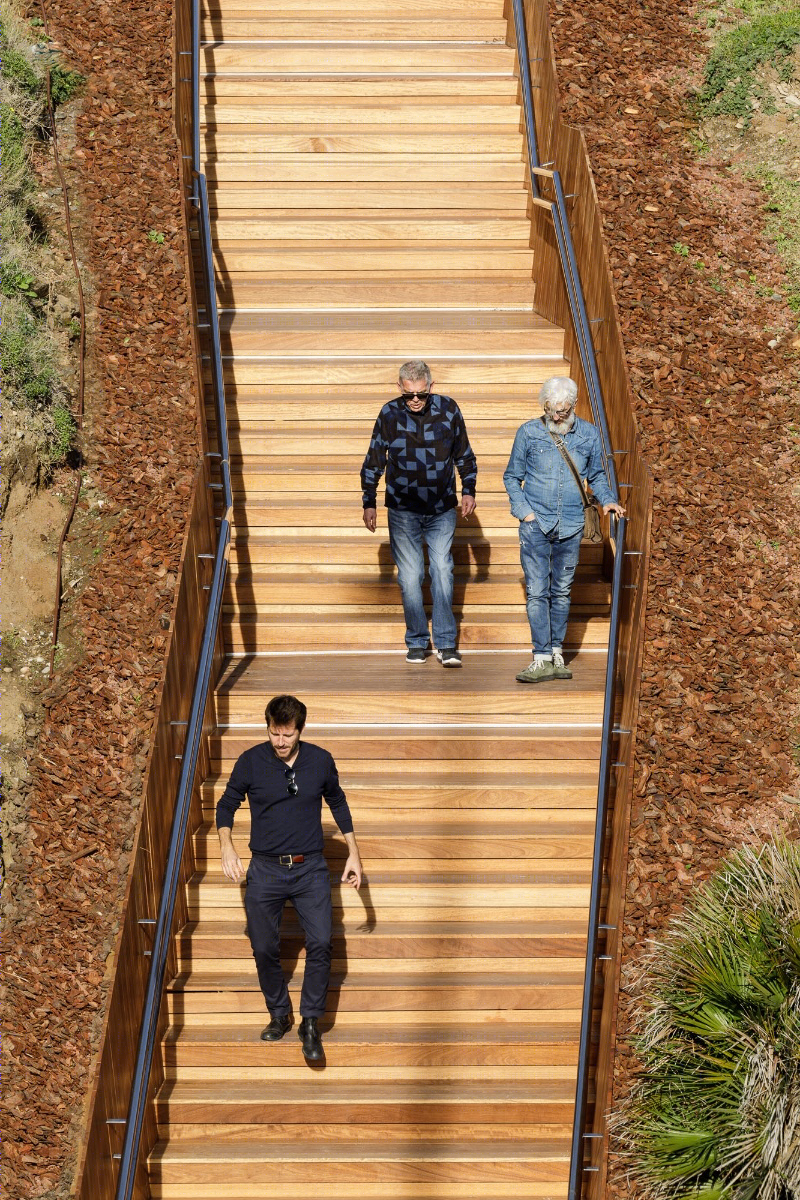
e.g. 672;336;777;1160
548;0;800;1188
4;0;799;1197
3;2;199;1196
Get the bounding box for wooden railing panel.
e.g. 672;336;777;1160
72;467;217;1199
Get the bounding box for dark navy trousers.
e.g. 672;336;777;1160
244;852;332;1019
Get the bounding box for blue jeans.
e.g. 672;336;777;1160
387;507;458;650
519;520;583;655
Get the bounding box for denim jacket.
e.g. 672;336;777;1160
503;415;613;537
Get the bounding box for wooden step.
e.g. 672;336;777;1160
176;914;590;956
149;1137;570;1184
205;153;527;182
206;103;522;128
222;614;607;651
217;309;561;353
202;18;510;40
225;531;603;565
202;44;517;74
214;279;536;308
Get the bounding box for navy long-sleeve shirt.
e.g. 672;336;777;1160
360;393;477;514
215;740;354;856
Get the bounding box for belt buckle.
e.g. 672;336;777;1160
279;854;293;867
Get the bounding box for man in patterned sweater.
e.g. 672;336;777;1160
360;360;477;666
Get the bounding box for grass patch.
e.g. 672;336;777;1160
1;0;83;472
757;168;800;312
616;841;800;1199
696;8;800;123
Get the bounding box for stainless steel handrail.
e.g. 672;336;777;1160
568;515;626;1198
510;0;618;499
113;2;231;1192
508;3;627;1194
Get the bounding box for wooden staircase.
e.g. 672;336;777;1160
151;1;609;1195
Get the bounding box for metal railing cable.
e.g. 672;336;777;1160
113;3;232;1193
508;2;626;1193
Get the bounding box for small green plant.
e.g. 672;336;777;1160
67;316;81;340
48;403;75;463
616;840;800;1199
147;229;165;244
0;261;38;300
48;63;84;106
673;241;690;257
697;9;800;123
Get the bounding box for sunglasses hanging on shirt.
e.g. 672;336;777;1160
284;767;298;796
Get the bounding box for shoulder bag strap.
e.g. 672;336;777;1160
539;416;592;509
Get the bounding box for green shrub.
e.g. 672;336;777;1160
617;841;800;1200
0;38;38;94
48;62;84;106
48;403;75;463
0;309;55;405
1;100;27;180
697;10;800;122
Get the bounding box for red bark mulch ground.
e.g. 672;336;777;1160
3;2;199;1196
548;0;800;1188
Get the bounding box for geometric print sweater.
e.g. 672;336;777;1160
360;393;478;515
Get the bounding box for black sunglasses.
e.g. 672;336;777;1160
284;767;298;796
401;390;431;401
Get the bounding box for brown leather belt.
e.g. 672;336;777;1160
278;854;305;866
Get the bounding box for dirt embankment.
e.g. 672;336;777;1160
548;0;800;1186
3;1;200;1195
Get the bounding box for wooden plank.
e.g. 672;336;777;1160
202;45;517;72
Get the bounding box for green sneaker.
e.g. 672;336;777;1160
515;659;555;684
552;650;573;680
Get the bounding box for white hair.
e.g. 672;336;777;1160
398;360;432;387
539;376;578;411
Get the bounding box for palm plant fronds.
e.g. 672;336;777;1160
614;840;800;1200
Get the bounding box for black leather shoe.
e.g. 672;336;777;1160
260;1013;291;1041
298;1016;324;1061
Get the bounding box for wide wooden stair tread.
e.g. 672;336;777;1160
153;0;610;1193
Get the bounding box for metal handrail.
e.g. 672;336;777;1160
510;0;618;499
113;3;231;1192
568;516;626;1198
508;3;627;1193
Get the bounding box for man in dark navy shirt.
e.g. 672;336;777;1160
216;694;362;1061
360;359;477;668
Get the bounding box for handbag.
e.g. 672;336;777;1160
540;417;604;543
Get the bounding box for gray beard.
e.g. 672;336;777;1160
545;413;576;435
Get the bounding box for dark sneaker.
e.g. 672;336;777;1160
260;1013;292;1041
552;650;573;680
436;648;462;667
298;1016;324;1061
406;647;428;663
516;659;555;684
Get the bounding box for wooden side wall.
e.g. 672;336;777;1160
512;3;654;1194
71;467;220;1199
